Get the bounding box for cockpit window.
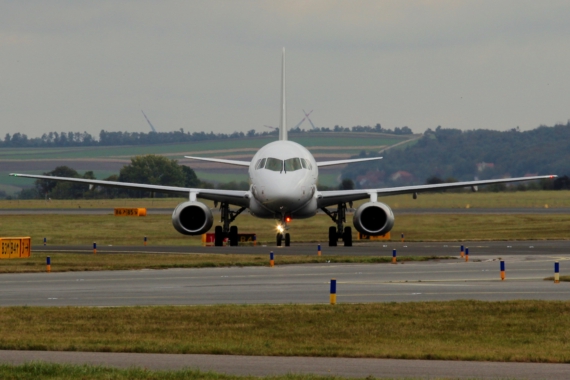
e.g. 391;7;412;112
284;158;302;172
265;157;283;172
300;158;312;170
255;158;267;170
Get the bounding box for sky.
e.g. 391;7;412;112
1;0;570;138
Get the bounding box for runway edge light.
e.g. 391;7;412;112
500;260;505;281
330;278;337;305
555;261;560;284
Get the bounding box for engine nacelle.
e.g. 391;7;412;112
172;201;214;235
353;202;395;236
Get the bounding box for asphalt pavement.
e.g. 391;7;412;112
0;351;568;380
34;239;570;256
1;252;569;306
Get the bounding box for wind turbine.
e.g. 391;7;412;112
141;110;158;132
303;109;317;130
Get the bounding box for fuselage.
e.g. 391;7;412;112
248;140;319;219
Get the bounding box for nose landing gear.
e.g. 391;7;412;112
321;202;352;247
276;217;291;247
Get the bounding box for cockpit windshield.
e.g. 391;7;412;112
257;157;312;172
284;158;302;172
265;157;283;172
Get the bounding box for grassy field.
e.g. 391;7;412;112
0;301;569;363
0;253;445;273
2;190;569;209
0;134;409;161
0;363;445;380
0;212;568;246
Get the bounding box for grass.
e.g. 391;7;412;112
0;301;569;363
382;191;570;209
0;212;568;247
0;253;446;273
2;190;569;209
0;362;447;380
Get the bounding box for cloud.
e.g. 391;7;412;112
0;1;569;137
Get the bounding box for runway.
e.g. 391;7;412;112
3;245;570;378
1;253;569;307
34;239;570;256
0;351;568;380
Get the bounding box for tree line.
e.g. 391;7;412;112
1;124;412;148
341;122;570;189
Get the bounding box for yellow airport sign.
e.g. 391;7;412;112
0;237;31;259
114;208;147;217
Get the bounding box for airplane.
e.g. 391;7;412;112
11;49;557;247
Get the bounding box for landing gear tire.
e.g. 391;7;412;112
343;226;352;247
328;226;337;247
214;226;224;246
276;233;282;247
229;225;239;246
285;233;290;247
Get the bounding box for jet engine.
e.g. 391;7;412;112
172;201;214;235
353;202;395;236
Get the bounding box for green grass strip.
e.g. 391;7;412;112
0;362;451;380
1;301;570;363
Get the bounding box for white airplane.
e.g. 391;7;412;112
11;50;556;247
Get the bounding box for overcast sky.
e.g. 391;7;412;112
2;1;570;138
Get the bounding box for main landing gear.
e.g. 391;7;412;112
321;202;352;247
214;202;246;246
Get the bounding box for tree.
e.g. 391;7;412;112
182;165;200;187
119;155;186;197
339;178;355;190
35;166;79;196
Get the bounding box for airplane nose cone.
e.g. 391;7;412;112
262;177;306;211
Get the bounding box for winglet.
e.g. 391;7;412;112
279;48;288;141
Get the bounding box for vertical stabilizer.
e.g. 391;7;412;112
279;48;288;141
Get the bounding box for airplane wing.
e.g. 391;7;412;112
10;173;250;207
316;157;383;167
317;175;557;208
184;156;251;167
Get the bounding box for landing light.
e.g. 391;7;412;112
276;225;284;233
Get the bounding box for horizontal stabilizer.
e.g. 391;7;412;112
184;156;251;167
316;157;383;167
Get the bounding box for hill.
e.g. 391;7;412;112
342;123;570;188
